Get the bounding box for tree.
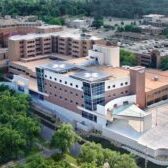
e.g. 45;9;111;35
0;126;26;162
79;142;104;166
51;123;79;153
79;142;138;168
92;16;104;29
17;155;72;168
80;162;97;168
0;87;40;164
13;115;40;149
113;154;138;168
160;56;168;70
120;49;137;66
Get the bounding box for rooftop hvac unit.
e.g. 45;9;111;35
153;76;159;81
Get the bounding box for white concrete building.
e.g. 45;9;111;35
88;44;120;67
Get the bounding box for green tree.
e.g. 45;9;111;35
92;16;104;29
51;123;79;153
79;142;137;168
13;115;40;149
120;49;137;66
0;86;40;164
160;56;168;70
79;142;104;166
80;162;97;168
114;154;138;168
17;154;72;168
0;126;26;162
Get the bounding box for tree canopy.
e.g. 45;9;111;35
0;86;40;163
79;142;138;168
16;154;72;168
120;49;138;66
160;56;168;71
51;123;79;153
0;0;168;19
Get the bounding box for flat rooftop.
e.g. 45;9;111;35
10;56;168;91
145;69;168;92
36;25;62;29
11;58;53;73
9;29;101;41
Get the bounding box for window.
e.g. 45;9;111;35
65;81;67;84
82;111;97;122
113;85;115;88
65;98;67;101
54;78;57;81
45;75;47;78
55;94;57;97
65;90;67;92
125;82;128;85
76;93;78;96
54;86;57;89
108;86;110;89
70;83;73;86
60;88;62;90
70;100;73;103
120;83;123;86
76;102;78;105
60;96;62;99
50;84;52;87
60;80;62;83
50;77;52;79
70;91;73;94
76;85;78;88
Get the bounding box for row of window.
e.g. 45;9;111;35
45;87;84;98
45;76;81;89
107;82;128;89
47;92;84;107
107;90;129;98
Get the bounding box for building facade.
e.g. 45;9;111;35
8;33;104;61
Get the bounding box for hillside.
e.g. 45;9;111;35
0;0;168;19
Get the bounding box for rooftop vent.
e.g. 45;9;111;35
52;64;65;69
153;76;159;81
84;73;99;78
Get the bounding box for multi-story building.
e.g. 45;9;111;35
143;14;168;27
8;32;104;61
8;43;168;163
0;16;63;47
122;39;168;68
0;20;43;47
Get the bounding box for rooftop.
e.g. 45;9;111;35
145;69;168;92
11;58;54;73
36;25;62;29
143;14;165;18
123;39;168;57
9;29;101;41
113;104;149;118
